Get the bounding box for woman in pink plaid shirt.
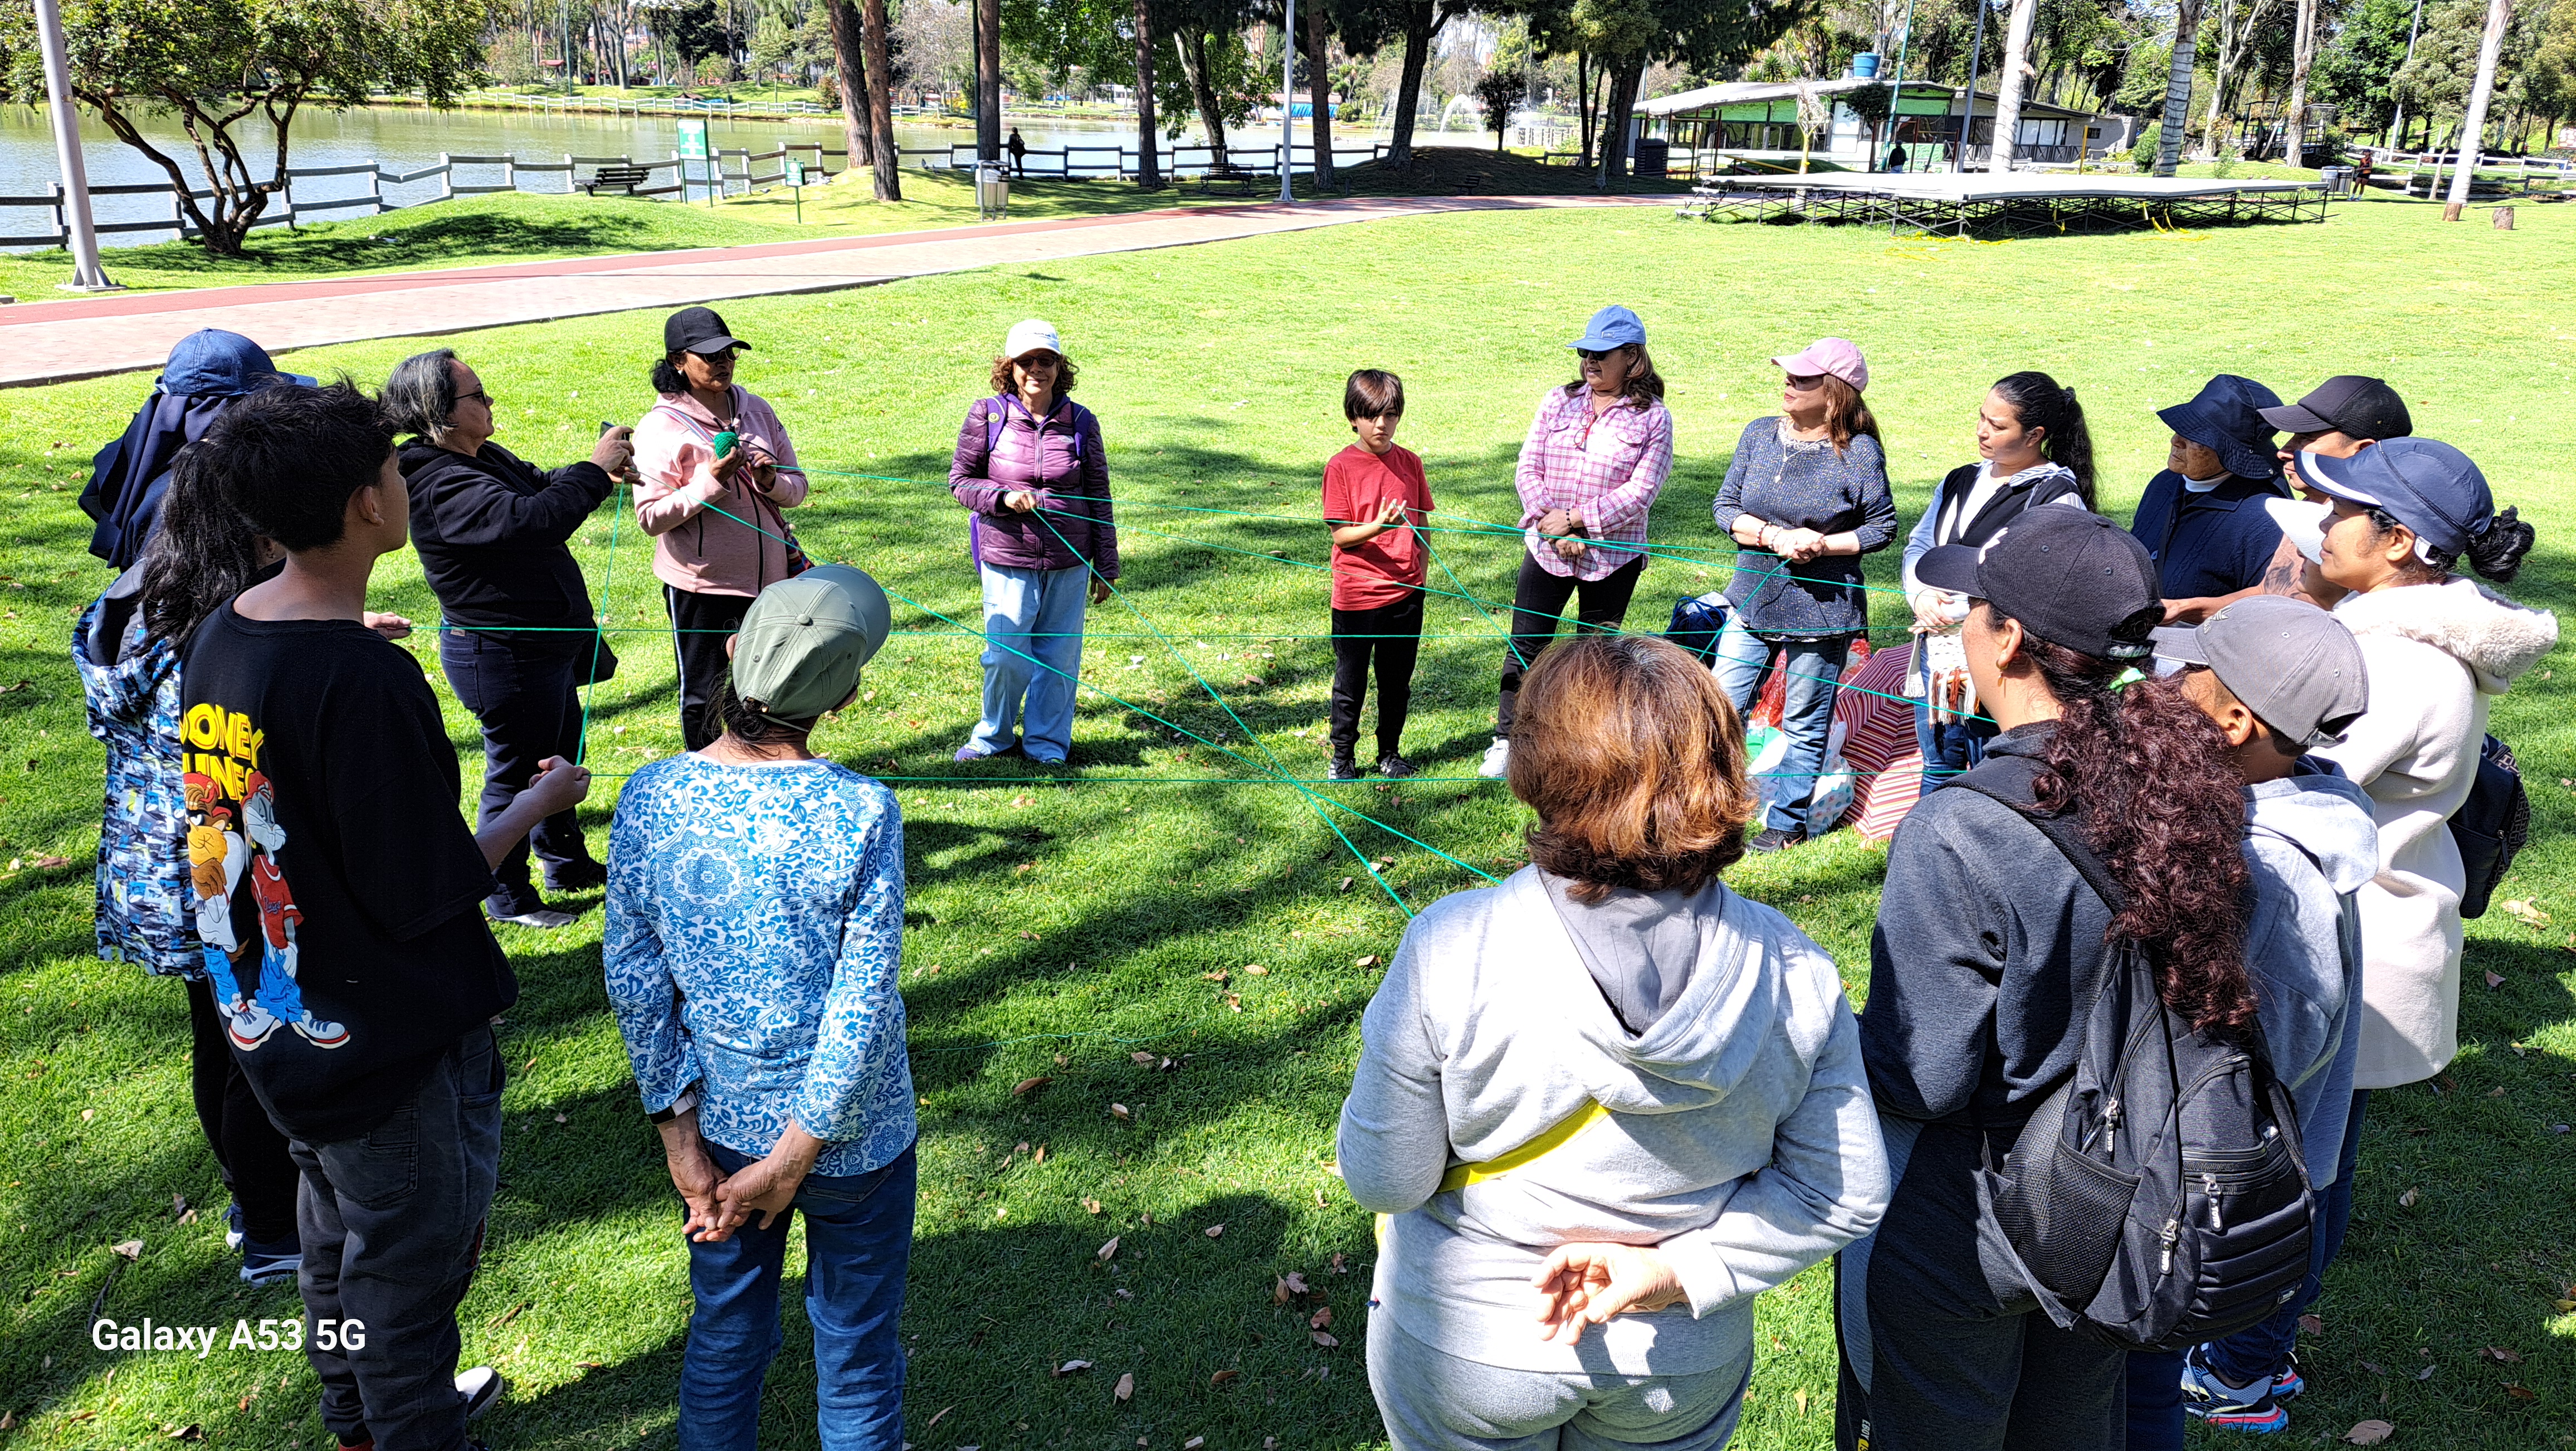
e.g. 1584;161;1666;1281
1479;305;1677;779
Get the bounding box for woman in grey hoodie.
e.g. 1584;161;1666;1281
1339;634;1888;1451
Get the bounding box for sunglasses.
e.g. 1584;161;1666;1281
1576;347;1628;362
458;388;492;406
1784;374;1827;391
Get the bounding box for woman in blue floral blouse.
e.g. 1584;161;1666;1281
605;564;908;1451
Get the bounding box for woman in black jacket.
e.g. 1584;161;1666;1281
384;348;631;927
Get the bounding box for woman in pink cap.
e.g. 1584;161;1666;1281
1708;338;1896;851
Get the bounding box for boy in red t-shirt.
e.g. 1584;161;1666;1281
1322;369;1435;781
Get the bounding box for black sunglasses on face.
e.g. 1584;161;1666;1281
1576;347;1627;362
458;389;491;406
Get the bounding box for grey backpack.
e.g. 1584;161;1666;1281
1950;762;2316;1352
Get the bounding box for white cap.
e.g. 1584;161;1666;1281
2264;495;2329;564
1004;319;1063;362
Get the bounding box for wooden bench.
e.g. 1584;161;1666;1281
578;165;653;197
1190;164;1279;196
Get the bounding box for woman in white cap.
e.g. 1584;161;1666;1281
1708;337;1896;851
949;319;1118;765
605;564;915;1451
1479;304;1675;779
633;305;813;752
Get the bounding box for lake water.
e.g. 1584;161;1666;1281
0;101;1487;246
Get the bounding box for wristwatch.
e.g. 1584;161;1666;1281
650;1084;702;1124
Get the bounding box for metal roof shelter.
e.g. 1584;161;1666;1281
1640;79;2125;171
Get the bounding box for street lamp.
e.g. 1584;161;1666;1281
1280;0;1296;203
31;0;113;290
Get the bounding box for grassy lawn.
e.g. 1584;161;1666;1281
1;192;2571;1449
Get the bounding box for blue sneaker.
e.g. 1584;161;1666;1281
2182;1343;2290;1434
240;1234;301;1287
2271;1355;2305;1403
224;1202;245;1253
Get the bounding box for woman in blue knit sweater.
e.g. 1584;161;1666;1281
1708;338;1898;851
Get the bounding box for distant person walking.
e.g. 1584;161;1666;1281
1709;337;1896;851
1479;304;1674;780
948;319;1117;766
1007;126;1029;175
634;306;812;751
386;347;632;928
80;329;311;568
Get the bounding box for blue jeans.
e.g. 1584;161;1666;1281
972;563;1088;762
2123;1090;2371;1449
682;1141;918;1451
1913;699;1997;785
1710;616;1844;836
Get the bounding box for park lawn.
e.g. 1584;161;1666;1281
1;192;2573;1449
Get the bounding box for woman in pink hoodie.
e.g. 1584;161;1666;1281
632;306;812;749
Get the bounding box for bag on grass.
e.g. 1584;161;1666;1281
1664;592;1728;663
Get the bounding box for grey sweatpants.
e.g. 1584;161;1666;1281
1366;1311;1752;1451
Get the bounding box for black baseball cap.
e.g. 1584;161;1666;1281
1915;507;2162;660
2258;376;2412;441
665;305;751;356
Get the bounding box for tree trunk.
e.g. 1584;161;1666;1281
2198;0;2277;158
2153;0;2203;175
1132;0;1163;188
976;0;1002;161
826;0;873;178
1305;0;1335;187
1985;0;2038;170
2280;0;2318;166
1387;0;1440;168
1575;52;1593;168
1595;58;1642;192
1173;25;1229;157
2444;0;2512;207
861;0;900;198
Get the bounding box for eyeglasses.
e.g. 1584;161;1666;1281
458;389;492;406
1784;374;1827;391
1575;348;1626;362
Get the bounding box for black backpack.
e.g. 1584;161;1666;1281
2449;734;2529;921
1949;762;2316;1352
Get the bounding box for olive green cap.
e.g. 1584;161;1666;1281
730;565;892;724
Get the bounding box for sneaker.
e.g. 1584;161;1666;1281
2182;1343;2290;1433
240;1236;302;1287
1376;753;1417;779
1476;738;1511;779
489;907;577;930
1326;755;1362;782
2271;1355;2305;1403
543;860;607;893
456;1365;509;1421
225;1202;246;1253
1747;827;1806;853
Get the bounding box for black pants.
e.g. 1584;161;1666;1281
1330;594;1424;759
1495;552;1645;738
295;1028;502;1451
440;630;597;916
666;585;753;753
187;975;299;1247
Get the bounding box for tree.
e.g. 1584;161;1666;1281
2444;0;2511;206
2197;0;2286;157
1474;67;1527;150
749;8;795;82
1380;0;1464;165
1985;0;2040;169
1305;0;1338;184
824;0;874;174
2152;0;2204;173
2279;0;2320;166
862;0;901;196
978;0;1003;160
0;0;487;257
2312;0;2419;138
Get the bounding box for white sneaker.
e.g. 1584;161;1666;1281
457;1365;509;1420
1477;737;1511;779
489;907;577;929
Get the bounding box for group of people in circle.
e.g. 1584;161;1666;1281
65;299;2555;1451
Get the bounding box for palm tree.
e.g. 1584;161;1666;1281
2152;0;2203;176
1984;0;2040;171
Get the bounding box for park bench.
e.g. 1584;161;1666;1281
579;165;653;197
1191;163;1279;197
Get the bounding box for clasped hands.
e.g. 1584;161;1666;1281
1534;507;1588;561
1530;1241;1689;1345
1764;526;1829;564
659;1112;821;1244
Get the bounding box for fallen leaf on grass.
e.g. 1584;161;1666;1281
31;854;69;870
2480;1346;2524;1364
1273;1277;1292;1304
2485;970;2506;990
575;1361;604;1369
1033;1145;1047;1165
1330;1252;1348;1273
1114;1372;1135;1402
1013;1076;1051;1097
2500;899;2550;927
1355;955;1380;968
2487;1086;2508;1097
925;1406;954;1430
2506;1383;2536;1400
1055;1053;1071;1067
1084;1198;1103;1215
1211;1369;1239;1386
1109;1103;1132;1121
1284;1270;1310;1294
2553;1299;2576;1313
2299;1314;2324;1336
1187;1438;1207;1450
1243;964;1269;976
167;1425;203;1440
1056;1359;1093;1376
2343;1423;2394;1446
1133;1051;1158;1063
1795;1390;1809;1417
1338;877;1353;893
81;1108;94;1122
111;1239;143;1259
1310;1307;1333;1330
2413;1365;2435;1381
1311;1330;1339;1348
1205;1223;1224;1239
1201;970;1230;984
1097;1237;1120;1260
2398;1186;2421;1207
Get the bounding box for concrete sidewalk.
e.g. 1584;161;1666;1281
1;194;1670;389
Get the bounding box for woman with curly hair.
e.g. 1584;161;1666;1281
1836;508;2257;1451
1340;632;1889;1451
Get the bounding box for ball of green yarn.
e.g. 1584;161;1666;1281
711;430;739;459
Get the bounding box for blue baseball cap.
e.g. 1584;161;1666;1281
2296;438;2494;556
1570;305;1647;352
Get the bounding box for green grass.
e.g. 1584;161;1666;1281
2;192;2573;1449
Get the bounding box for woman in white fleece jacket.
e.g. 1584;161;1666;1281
1338;634;1888;1451
2297;439;2556;1090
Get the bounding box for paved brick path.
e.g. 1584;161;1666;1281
1;194;1671;389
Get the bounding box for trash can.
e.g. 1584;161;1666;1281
2317;164;2351;194
975;164;1011;220
1851;52;1881;77
1633;137;1670;179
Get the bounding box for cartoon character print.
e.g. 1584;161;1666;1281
238;772;347;1050
183;771;268;1044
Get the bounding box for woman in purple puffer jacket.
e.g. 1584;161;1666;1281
948;319;1119;765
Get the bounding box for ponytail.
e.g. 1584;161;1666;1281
1992;604;2258;1036
2369;503;2536;586
1992;370;2096;508
708;674;816;752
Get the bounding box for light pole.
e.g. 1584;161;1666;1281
1953;0;1990;173
1280;0;1297;203
31;0;113;291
